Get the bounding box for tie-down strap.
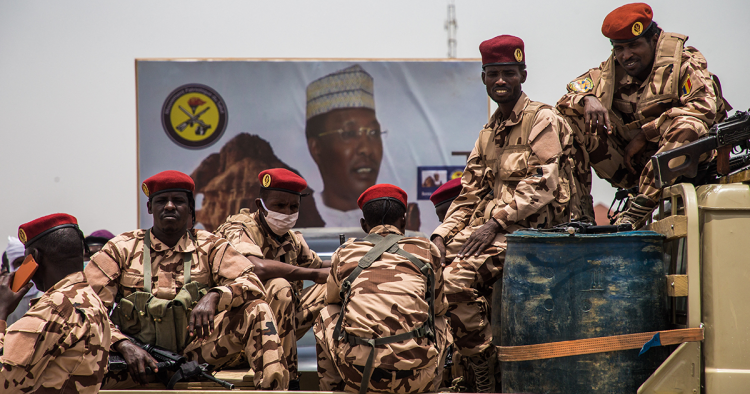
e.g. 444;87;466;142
497;327;704;362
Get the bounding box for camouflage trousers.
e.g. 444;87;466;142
443;224;507;358
265;278;327;380
567;115;710;209
314;304;450;394
102;299;289;390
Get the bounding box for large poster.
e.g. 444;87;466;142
137;59;487;234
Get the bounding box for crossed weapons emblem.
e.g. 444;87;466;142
176;97;212;136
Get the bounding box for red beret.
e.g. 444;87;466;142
18;213;79;246
480;35;525;68
358;184;407;210
429;178;463;207
259;168;308;195
602;3;653;43
142;170;195;198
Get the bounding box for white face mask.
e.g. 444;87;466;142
260;199;299;236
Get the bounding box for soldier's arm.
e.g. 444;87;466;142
324;249;343;305
294;232;323;269
208;239;267;312
429;242;448;317
84;240;130;346
641;48;719;142
493;109;569;228
555;68;599;117
433;136;488;241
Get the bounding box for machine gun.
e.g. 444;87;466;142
109;336;235;390
652;110;750;188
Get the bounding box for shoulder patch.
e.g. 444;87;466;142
680;76;693;96
568;77;594;93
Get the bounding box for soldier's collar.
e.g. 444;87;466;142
490;92;529;128
370;224;404;236
148;230;197;253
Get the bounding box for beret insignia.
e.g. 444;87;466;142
142;183;150;197
569;77;594;93
514;48;523;62
262;174;272;188
18;228;27;244
631;21;644;37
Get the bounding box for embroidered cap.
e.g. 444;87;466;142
306;65;375;121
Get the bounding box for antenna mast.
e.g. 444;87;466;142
445;0;457;58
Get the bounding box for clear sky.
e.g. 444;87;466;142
1;0;747;251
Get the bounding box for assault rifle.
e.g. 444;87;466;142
652;110;750;188
109;336;235;390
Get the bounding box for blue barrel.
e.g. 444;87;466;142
492;230;669;394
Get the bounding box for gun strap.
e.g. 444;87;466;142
143;229;194;293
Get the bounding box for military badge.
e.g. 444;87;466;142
514;48;523;62
262;174;272;188
18;228;27;244
631;21;644;37
142;183;150;197
162;84;228;149
569;77;594;93
680;77;693;96
451;170;464;180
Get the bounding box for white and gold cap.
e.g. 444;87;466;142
306;65;375;121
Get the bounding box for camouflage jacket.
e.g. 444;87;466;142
434;93;574;242
0;271;111;394
84;228;265;346
326;225;448;370
556;31;726;144
215;209;323;296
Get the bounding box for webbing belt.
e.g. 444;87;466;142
143;229;194;293
496;327;704;362
332;233;436;394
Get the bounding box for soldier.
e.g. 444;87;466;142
0;213;111;393
215;168;329;388
557;2;728;226
430;177;463;222
84;170;288;389
314;184;450;394
431;35;574;392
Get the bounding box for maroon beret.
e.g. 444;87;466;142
259;168;308;195
142;170;195;198
480;35;525;68
429;178;463;207
357;184;407;210
18;213;79;246
602;3;653;43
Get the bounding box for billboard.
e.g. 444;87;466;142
137;59;487;234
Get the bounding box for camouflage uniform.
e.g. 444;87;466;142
556;31;727;217
314;225;450;394
0;271;111;393
433;92;573;359
84;229;288;390
215;209;326;380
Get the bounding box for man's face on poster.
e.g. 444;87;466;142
308;108;383;205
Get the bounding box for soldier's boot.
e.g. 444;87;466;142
467;348;496;393
614;194;657;229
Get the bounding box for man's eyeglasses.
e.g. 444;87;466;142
317;127;387;142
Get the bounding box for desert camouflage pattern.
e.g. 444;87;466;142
432;93;573;357
314;225;450;393
216;209;325;380
85;229;288;390
0;271;111;393
557;31;726;209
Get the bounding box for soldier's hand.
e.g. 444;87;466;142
458;219;500;258
0;271;33;321
624;131;648;175
583;96;611;135
189;291;220;340
115;340;158;386
313;268;329;284
431;236;447;267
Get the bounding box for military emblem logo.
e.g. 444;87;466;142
262;174;272;188
451;170;463;180
142;183;150;197
162;84;228;149
514;48;523;62
569;77;594;93
18;228;27;244
632;21;644;37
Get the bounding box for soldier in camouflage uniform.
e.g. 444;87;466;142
215;168;329;387
0;213;111;393
85;170;288;390
315;184;450;394
432;35;574;392
556;2;728;226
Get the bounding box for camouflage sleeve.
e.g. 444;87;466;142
433;134;488;240
324;248;343;305
208;239;267;312
218;223;264;258
493;109;569;228
294;233;323;269
429;242;448;317
641;48;718;142
555;68;598;117
84;239;130;345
